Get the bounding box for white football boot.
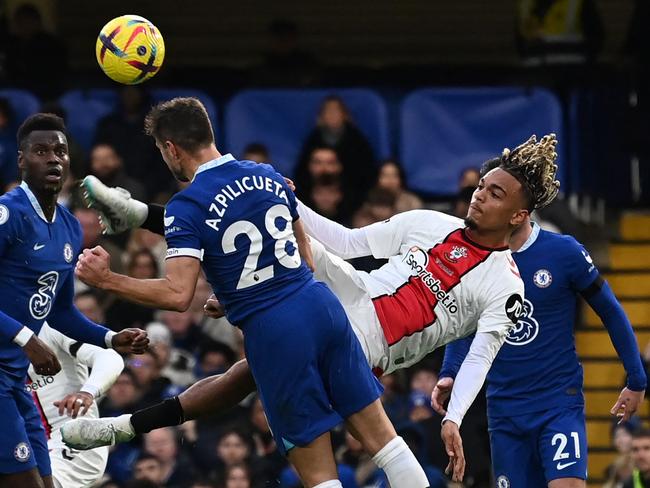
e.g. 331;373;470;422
80;175;148;234
60;414;136;450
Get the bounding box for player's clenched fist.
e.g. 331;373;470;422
204;294;225;319
23;335;61;376
112;328;149;354
75;246;111;288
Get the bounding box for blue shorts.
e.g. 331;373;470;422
489;405;587;487
0;382;51;476
242;281;383;456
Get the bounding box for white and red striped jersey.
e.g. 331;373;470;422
360;210;524;374
26;323;123;447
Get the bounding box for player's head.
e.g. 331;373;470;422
144;97;215;182
632;428;650;474
465;134;560;234
17;113;69;194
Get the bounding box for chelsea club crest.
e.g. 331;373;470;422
533;269;552;288
63;243;73;263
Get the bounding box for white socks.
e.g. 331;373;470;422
372;436;430;487
313;481;342;488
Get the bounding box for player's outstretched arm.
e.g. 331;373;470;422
76;246;200;312
434;335;472;415
582;278;647;421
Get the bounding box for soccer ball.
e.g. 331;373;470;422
95;15;165;85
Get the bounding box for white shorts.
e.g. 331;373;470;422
49;430;108;488
310;239;389;373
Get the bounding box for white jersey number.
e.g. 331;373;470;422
222;205;300;289
552;432;581;462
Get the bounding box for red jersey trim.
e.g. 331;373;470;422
26;375;52;439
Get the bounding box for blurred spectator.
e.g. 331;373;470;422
336;430;383;487
105;249;158;330
74;290;105;324
378;373;410;426
132;453;164;486
144;427;197;487
309;175;352;224
147;322;196;387
90;143;146;201
242;143;269;164
159;309;205;353
624;428;650;487
516;0;604;64
128;349;172;410
0;98;18;190
454;186;475;219
195;340;236;379
126;228;167;273
296;97;376;205
376;160;423;213
74;207;126;275
221;463;252;488
212;429;259;481
192;275;239;350
94;86;173;201
5;3;67;99
250;396;285;480
296;146;344;201
408;391;435;423
605;419;642;488
410;366;438;401
260;19;319;86
458;167;480;190
99;369;141;417
352;188;396;227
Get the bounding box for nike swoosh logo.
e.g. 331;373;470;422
556;461;577;470
164;215;175;227
33;243;45;250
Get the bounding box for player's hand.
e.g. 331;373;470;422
283;177;296;192
75;246;112;288
204;294;226;319
431;377;454;415
54;391;94;419
611;387;646;423
441;420;465;482
24;335;61;376
112;328;149;354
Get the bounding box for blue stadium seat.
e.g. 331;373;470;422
59;90;115;151
225;89;390;176
0;89;40;124
400;87;565;196
60;88;218;152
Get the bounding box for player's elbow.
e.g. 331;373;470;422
168;293;192;312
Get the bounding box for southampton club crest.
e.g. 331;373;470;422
444;245;468;264
505;298;539;346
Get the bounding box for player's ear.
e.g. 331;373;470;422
510;208;529;227
17;150;24;172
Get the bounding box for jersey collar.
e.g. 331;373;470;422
514;221;540;253
193;153;236;180
19;181;56;223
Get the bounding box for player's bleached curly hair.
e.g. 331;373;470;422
499;133;560;210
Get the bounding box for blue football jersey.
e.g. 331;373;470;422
0;183;83;385
486;223;599;417
163;154;313;324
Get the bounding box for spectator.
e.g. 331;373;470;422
296;97;375;204
453;186;475;219
5;3;67;98
146;322;196;387
250;396;285;480
295;146;344;201
308;175;352;224
336;430;382;487
0;98;18;190
410;366;438;402
195;340;236;379
99;369;141;417
378;373;410;426
74;207;126;275
351;188;396;227
624;428;650;487
212;429;257;480
73;290;105;324
144;427;197;487
605;419;641;488
105;249;158;330
132;453;164;486
94;86;173;201
192;274;239;350
376;160;423;213
159;309;205;353
222;463;252;488
128;349;172;409
126;228;167;273
242;143;269;164
89;143;146;201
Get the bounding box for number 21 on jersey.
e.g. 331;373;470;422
222;204;301;289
